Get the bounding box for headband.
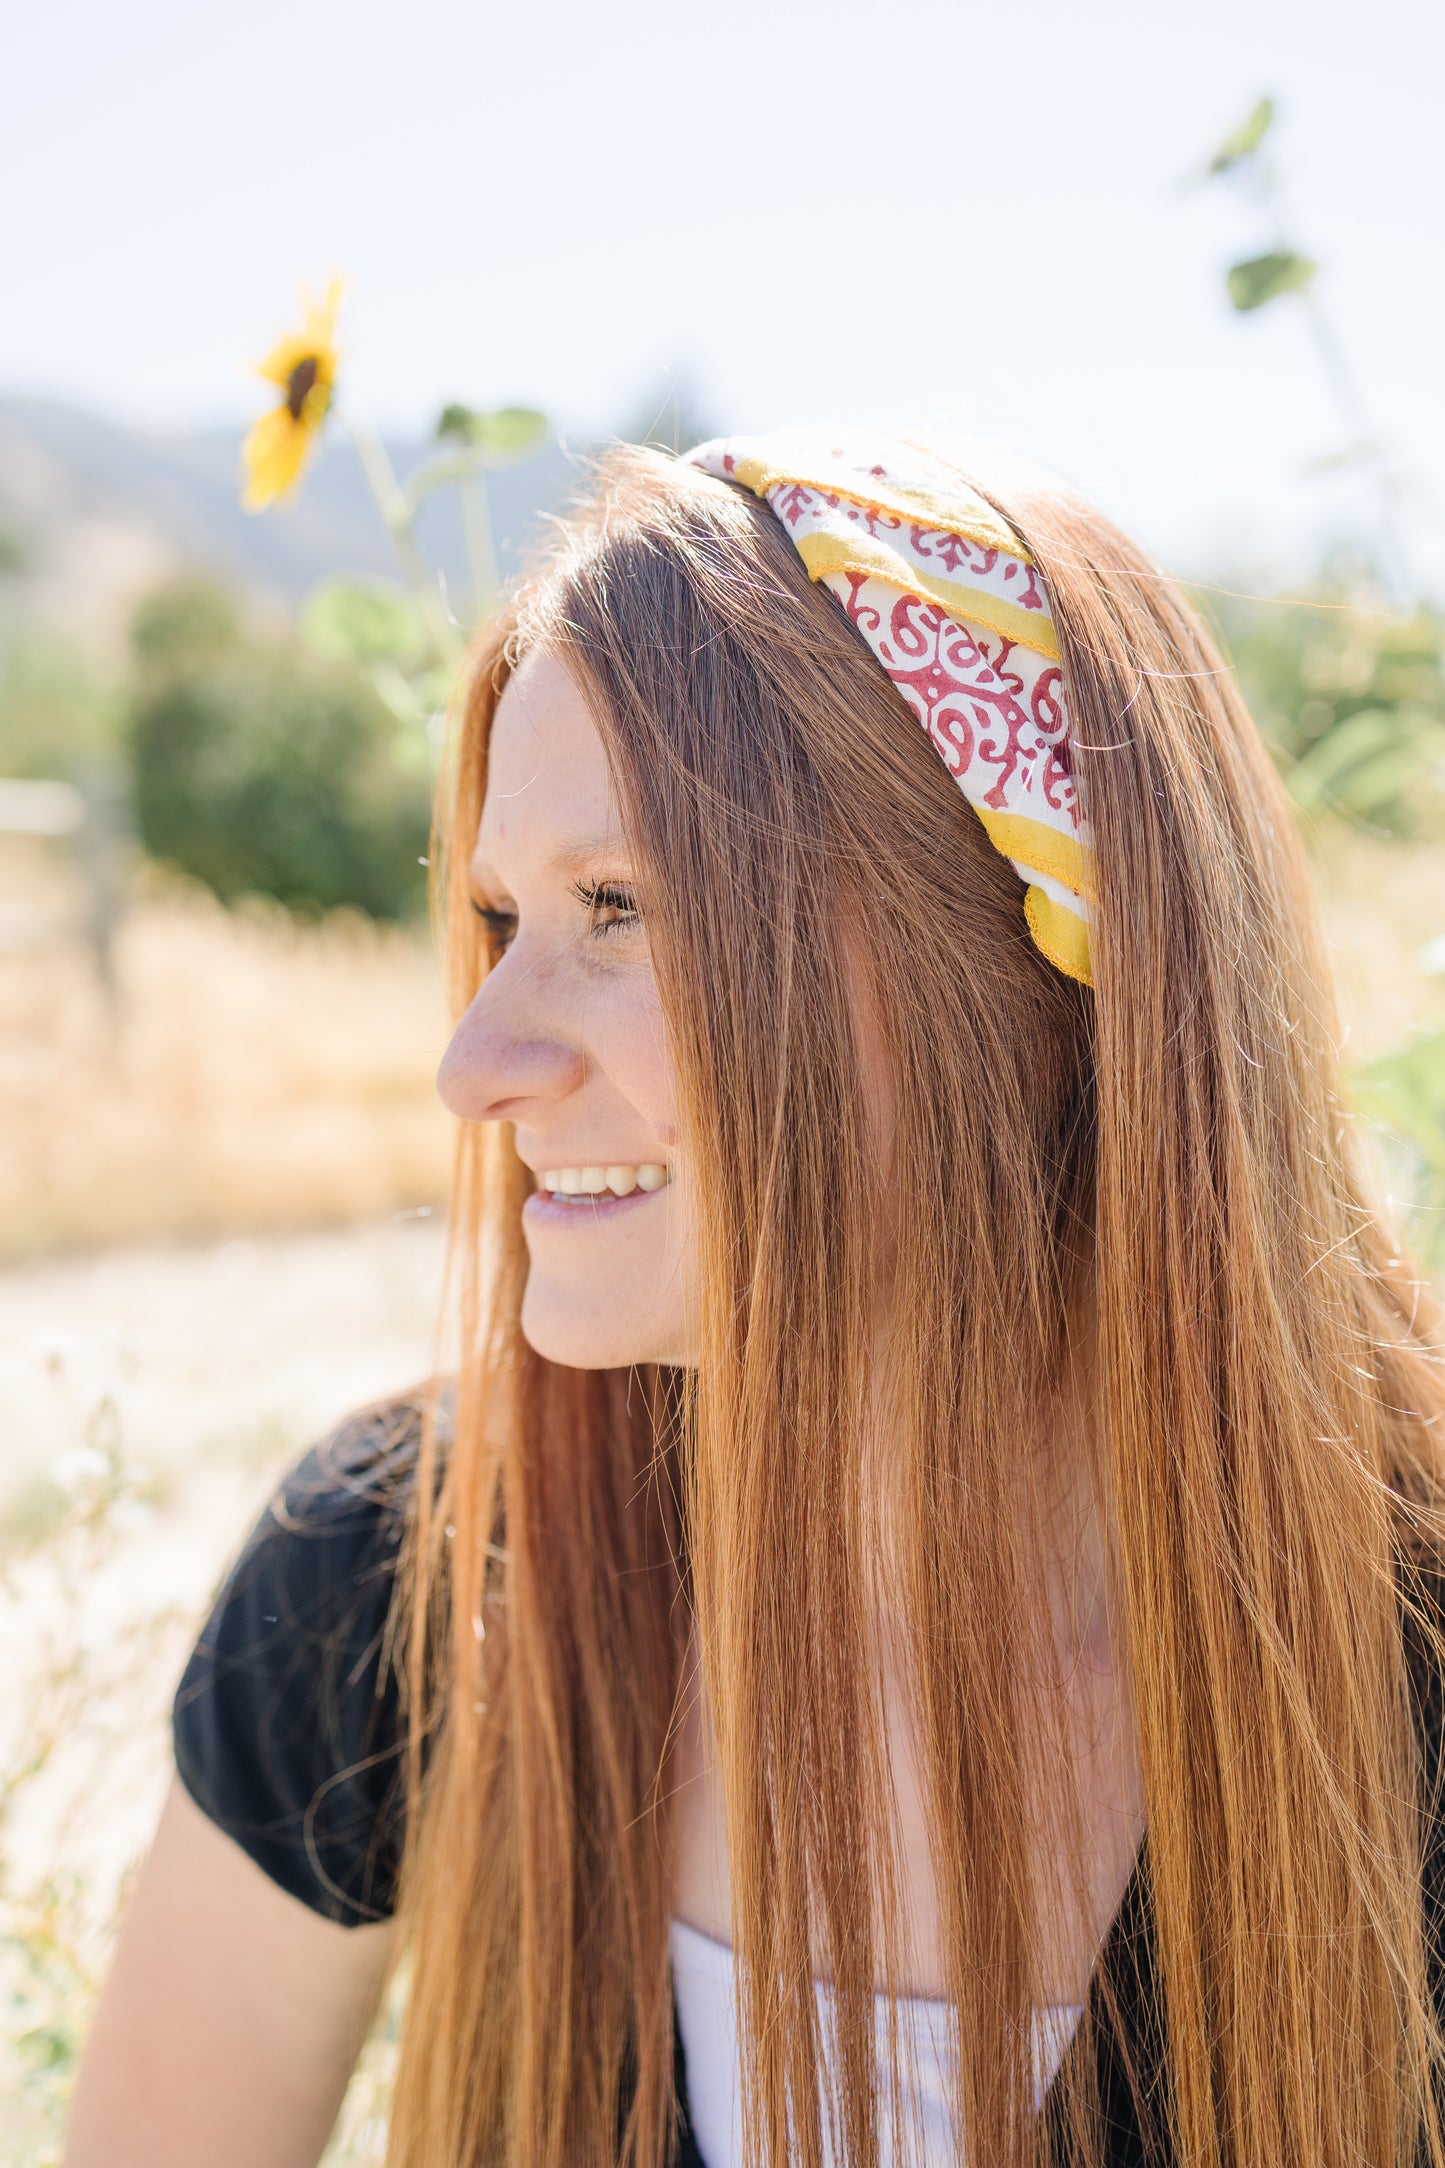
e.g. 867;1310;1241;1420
684;428;1095;987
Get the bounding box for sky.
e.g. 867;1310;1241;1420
3;0;1444;592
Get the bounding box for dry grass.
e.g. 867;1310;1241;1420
0;868;452;1264
1;1215;446;2166
0;858;453;2158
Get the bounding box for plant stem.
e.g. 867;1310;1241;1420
343;416;464;670
460;470;499;625
1254;157;1411;597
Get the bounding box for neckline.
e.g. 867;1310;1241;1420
668;1912;1091;2021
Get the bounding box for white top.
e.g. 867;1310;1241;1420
670;1916;1083;2168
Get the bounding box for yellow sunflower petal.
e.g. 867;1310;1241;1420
297;379;333;432
309;275;344;331
256;332;314;389
241;406;313;511
254;278;344;390
243;278;344;509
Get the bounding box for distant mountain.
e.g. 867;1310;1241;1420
0;395;589;651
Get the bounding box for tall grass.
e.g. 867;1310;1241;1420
0;868;451;1263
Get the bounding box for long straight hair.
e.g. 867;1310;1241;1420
387;444;1445;2167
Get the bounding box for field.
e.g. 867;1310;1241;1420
0;873;454;2164
0;867;453;1261
2;834;1444;2165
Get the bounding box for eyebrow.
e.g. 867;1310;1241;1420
468;832;634;896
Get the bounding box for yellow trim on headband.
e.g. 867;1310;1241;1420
795;530;1061;663
725;448;1031;564
973;808;1097;904
1024;885;1093;987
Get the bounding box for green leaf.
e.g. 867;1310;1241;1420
1226;249;1317;312
1286;706;1445;825
1206;95;1274;176
434;404;548;462
301;577;427;669
1353;1031;1445;1277
1302;438;1382;477
1355;1033;1445;1166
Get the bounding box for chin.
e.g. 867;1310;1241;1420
519;1285;685;1372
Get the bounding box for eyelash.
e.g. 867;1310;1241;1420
469;879;641;956
572;878;642;936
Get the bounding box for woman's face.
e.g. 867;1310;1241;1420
436;649;701;1369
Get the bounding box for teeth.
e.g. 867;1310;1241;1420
538;1162;670;1198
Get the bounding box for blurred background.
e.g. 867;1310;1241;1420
3;0;1444;2158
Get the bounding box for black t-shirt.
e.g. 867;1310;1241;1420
173;1397;1445;2166
174;1394;711;2164
173;1400;419;1928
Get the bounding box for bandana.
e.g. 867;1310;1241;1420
684;428;1095;987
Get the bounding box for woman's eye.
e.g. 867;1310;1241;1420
468;884;640;957
470;901;516;957
573;878;642;939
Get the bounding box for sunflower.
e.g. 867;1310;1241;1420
241;279;342;510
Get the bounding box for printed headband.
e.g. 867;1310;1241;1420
684;428;1095;987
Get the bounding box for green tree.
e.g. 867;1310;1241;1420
128;579;432;920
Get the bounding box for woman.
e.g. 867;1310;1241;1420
65;429;1445;2168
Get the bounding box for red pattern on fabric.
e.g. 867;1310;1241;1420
761;481;1047;626
772;482;906;542
836;577;1081;827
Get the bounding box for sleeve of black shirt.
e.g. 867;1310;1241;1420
1401;1539;1445;2031
171;1396;429;1927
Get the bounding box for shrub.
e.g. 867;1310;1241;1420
1211;581;1445;838
128;581;432;921
0;633;123;782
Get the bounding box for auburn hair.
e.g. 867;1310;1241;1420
385;443;1445;2167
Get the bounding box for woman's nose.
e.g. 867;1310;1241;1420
435;979;586;1122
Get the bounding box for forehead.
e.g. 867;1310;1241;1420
475;649;627;868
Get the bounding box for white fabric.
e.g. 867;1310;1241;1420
670;1915;1083;2168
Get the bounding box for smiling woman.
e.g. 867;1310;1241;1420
64;433;1445;2168
434;650;697;1371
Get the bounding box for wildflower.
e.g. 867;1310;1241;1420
242;280;342;510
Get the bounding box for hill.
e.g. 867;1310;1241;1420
0;395;584;652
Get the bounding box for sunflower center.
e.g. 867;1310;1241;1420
285;355;320;421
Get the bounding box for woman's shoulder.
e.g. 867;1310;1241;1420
171;1385;450;1927
182;1385;442;1670
267;1381;442;1523
260;1390;437;1568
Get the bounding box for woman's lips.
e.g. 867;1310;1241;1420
522;1184;667;1231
